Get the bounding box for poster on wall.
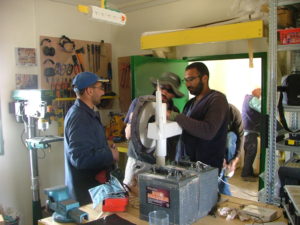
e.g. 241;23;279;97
16;74;38;89
15;47;37;66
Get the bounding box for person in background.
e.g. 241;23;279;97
168;62;229;172
219;103;244;195
123;72;184;191
64;72;119;205
241;88;261;182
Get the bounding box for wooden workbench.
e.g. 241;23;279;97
38;195;287;225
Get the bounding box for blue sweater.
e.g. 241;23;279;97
64;99;113;205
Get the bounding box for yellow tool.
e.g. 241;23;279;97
107;112;125;142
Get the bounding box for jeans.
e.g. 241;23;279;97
218;132;237;196
241;133;258;177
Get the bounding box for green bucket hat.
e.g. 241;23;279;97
150;72;184;98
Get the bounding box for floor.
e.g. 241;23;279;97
228;167;259;202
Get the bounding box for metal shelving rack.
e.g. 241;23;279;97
265;0;300;204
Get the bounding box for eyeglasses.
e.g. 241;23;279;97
159;85;174;94
91;85;105;90
182;75;201;83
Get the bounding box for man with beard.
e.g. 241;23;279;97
64;72;119;205
123;72;184;191
168;62;229;172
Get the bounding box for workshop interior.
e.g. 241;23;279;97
1;0;300;224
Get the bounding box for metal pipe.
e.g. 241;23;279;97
27;117;40;200
27;116;42;225
155;82;166;166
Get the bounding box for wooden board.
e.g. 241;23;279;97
40;35;112;96
118;56;131;113
38;195;287;225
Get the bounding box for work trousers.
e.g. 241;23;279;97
218;131;237;196
241;133;259;177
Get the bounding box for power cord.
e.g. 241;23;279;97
218;176;258;198
20;128;27;148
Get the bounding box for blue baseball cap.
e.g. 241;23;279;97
72;72;109;91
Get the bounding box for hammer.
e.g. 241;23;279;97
75;47;85;72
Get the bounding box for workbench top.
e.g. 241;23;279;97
38;195;287;225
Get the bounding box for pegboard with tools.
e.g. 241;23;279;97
40;35;113;98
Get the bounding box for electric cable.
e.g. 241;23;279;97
38;149;46;159
20;128;27;149
195;160;210;168
218;176;259;198
250;215;265;224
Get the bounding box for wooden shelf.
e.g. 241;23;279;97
283;105;300;112
278;44;300;51
277;141;300;153
278;0;300;6
140;20;264;49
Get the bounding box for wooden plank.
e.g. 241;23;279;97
141;20;264;49
38;195;287;225
118;56;132;113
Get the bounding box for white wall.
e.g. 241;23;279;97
0;1;113;224
0;0;269;224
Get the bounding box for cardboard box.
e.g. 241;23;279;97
278;8;294;28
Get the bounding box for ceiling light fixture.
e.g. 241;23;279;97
78;0;126;26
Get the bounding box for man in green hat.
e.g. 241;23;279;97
123;72;184;191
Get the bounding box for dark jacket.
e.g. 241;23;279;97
175;90;229;171
64;99;114;205
228;104;244;159
242;95;261;133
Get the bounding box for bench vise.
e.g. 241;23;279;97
44;186;88;223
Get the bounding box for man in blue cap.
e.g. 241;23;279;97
64;72;119;205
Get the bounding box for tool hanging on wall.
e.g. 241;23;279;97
72;55;81;75
55;62;68;76
94;44;97;72
97;44;101;71
44;59;56;82
59;35;75;53
40;38;55;56
107;62;112;80
66;64;73;76
120;63;130;88
91;44;94;72
75;47;85;72
95;45;98;72
87;44;91;71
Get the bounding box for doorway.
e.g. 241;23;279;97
187;52;268;201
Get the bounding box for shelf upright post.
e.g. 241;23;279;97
265;0;278;204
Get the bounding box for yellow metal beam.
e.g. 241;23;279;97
141;20;264;50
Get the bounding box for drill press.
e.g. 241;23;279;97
12;89;64;225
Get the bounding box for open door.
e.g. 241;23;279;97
131;55;188;112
